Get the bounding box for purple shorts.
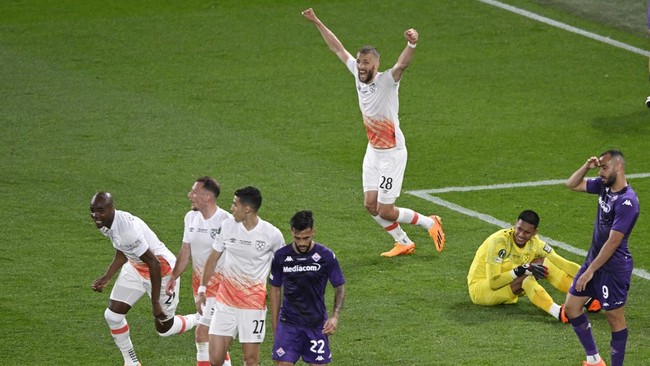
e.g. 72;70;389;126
569;263;632;310
272;321;332;364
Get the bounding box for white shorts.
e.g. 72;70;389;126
362;145;407;204
208;300;267;343
109;262;180;321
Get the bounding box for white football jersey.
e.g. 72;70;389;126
100;210;176;277
182;207;232;296
347;57;405;149
212;217;284;310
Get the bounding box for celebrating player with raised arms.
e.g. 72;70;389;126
302;7;445;257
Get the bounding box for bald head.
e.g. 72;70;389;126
90;191;115;229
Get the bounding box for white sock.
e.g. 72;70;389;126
586;354;602;364
104;309;139;366
159;314;198;337
396;208;434;229
372;215;412;244
549;303;561;319
196;341;209;365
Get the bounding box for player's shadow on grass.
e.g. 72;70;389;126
592;111;650;135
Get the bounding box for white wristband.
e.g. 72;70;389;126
197;285;206;294
407;42;417;49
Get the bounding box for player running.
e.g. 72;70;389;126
90;192;198;366
165;177;233;366
196;186;284;366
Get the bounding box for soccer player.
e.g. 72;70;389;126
302;8;445;257
269;210;346;365
196;186;284;366
164;177;233;366
90;192;198;366
467;210;600;321
564;150;640;366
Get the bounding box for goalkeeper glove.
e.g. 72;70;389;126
512;263;548;279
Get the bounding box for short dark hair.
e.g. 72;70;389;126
358;45;380;60
234;186;262;212
196;176;220;198
600;149;625;165
518;210;540;228
290;210;314;231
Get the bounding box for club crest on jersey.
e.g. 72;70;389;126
311;252;321;262
357;82;377;95
275;347;285;357
255;240;266;251
498;249;506;258
598;196;612;213
210;228;219;239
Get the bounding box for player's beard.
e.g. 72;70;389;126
601;173;616;187
358;69;375;84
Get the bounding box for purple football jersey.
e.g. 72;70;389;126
270;242;345;328
585;178;639;272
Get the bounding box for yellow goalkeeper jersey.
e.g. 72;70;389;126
467;228;555;289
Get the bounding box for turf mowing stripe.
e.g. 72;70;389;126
478;0;650;58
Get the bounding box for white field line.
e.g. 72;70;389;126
406;174;650;280
478;0;650;58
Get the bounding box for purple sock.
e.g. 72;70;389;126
570;313;599;357
610;328;628;366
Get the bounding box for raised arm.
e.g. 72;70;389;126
566;156;600;192
391;28;418;82
302;8;353;64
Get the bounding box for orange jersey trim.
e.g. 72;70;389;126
129;257;172;279
364;116;396;149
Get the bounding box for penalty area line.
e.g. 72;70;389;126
406;174;650;281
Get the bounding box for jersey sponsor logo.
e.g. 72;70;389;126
598;196;612;213
311;252;321;262
123;239;142;251
275;347;285;357
543;244;552;253
283;263;321;273
284;256;294;262
189;227;194;232
623;199;632;207
255;240;266;251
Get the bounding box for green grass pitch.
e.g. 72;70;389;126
1;0;649;365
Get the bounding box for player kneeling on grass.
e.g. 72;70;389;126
90;192;199;366
466;210;601;322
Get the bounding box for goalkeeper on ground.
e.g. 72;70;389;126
467;210;600;322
